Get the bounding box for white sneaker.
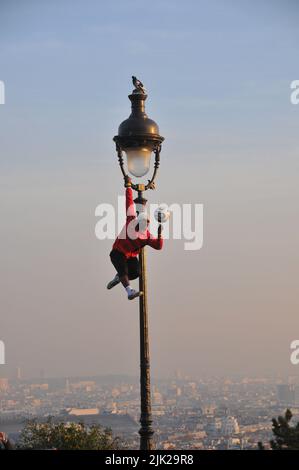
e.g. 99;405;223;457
128;289;143;300
107;274;120;290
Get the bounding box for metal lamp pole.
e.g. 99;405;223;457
113;78;164;450
135;192;154;450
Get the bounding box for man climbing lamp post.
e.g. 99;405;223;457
113;77;164;450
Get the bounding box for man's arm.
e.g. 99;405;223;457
124;176;136;219
126;187;136;218
147;225;163;250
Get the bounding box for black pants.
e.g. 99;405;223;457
110;249;140;280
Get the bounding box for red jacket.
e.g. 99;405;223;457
113;187;163;258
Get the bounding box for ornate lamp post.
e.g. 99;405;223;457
113;77;164;450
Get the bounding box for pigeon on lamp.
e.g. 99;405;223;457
132;76;147;94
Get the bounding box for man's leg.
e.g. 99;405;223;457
107;250;121;289
119;273;130;288
107;273;120;290
119;262;141;300
108;250;141;300
125;256;141;300
127;256;140;281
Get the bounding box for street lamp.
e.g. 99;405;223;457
113;77;164;450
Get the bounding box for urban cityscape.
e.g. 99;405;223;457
1;0;298;462
1;371;299;450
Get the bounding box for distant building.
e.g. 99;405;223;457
277;384;295;405
0;378;9;392
221;416;239;436
71;381;96;392
206;418;222;436
153;388;163;405
227;437;244;449
203;405;216;417
30;383;49;391
66;408;99;416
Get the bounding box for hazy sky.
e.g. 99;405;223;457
0;0;299;380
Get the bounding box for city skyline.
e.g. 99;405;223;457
1;1;299;379
1;371;299;449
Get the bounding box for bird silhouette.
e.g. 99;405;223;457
132;76;146;94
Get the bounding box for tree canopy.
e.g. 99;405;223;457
17;418;124;450
259;409;299;450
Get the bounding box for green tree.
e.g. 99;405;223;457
258;409;299;450
17;418;124;450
